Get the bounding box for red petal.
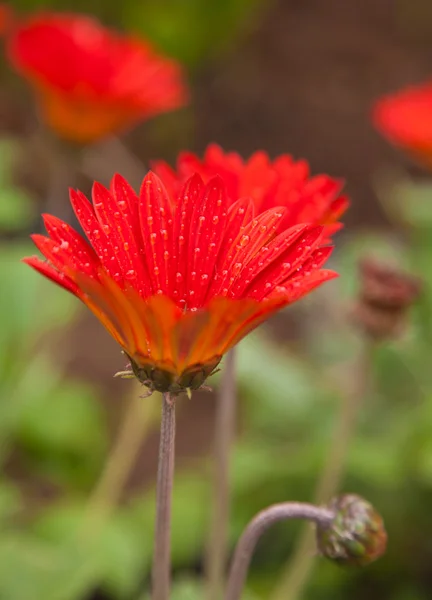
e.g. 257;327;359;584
43;213;98;268
185;176;228;308
139;171;174;296
228;223;309;298
171;173;204;305
31;233;98;279
210;206;287;296
109;174;151;296
245;225;325;300
22;256;78;295
69;188;123;283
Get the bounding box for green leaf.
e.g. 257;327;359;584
33;501;150;599
15;380;107;487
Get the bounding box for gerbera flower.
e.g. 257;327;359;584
23;171;336;395
152;144;349;241
373;81;432;168
7;12;188;143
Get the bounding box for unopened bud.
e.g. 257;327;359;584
316;494;387;567
352;258;421;340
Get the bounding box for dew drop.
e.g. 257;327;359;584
259;225;267;233
212;215;219;225
154;266;160;275
201;274;209;282
60;241;69;250
283;262;291;269
124;242;129;251
239;235;250;247
238;207;245;215
176;272;183;283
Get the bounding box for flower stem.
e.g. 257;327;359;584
206;349;237;600
152;392;176;600
225;502;334;600
271;340;374;600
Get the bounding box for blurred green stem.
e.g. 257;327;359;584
152;392;176;600
83;390;154;534
206;349;237;600
225;502;334;600
271;339;374;600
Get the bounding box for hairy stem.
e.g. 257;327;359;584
271;340;374;600
206;349;237;600
152;392;176;600
225;503;334;600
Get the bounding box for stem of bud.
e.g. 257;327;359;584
224;502;334;600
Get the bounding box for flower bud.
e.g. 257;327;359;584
352;258;421;340
316;494;387;567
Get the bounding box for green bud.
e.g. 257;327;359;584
316;494;387;567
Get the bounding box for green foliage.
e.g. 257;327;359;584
0;140;35;233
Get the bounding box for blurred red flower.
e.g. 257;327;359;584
373;82;432;168
152;144;349;241
24;171;336;394
7;12;188;143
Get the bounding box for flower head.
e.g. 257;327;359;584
24;170;336;394
373;81;432;168
7;12;188;143
152;144;349;241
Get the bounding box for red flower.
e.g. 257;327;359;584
373;82;432;168
7;12;188;143
152;144;349;241
24;171;336;394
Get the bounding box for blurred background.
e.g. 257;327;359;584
2;0;432;599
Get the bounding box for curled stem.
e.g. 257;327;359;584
152;392;176;600
206;348;237;600
271;340;374;600
225;502;334;600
